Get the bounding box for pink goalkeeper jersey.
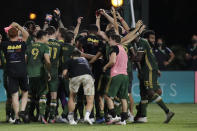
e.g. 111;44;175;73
110;45;128;77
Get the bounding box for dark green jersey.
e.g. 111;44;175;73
26;42;50;77
137;38;159;72
60;42;75;72
26;35;35;46
47;39;61;76
101;43;111;75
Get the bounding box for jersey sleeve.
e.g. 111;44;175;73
44;44;50;55
110;46;119;55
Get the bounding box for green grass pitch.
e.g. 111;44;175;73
0;103;197;131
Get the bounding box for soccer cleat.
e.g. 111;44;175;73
78;119;85;123
90;118;95;123
39;115;48;124
96;117;105;124
19;111;30;123
115;120;126;125
127;115;134;123
56;116;68;123
134;117;148;123
48;119;56;124
164;112;175;124
106;116;121;125
84;117;93;125
9;117;16;124
14;119;21;124
68;119;77;125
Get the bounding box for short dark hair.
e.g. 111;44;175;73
64;31;74;43
157;37;165;43
105;29;116;38
72;48;81;57
36;30;48;40
46;26;56;35
58;28;68;41
142;30;155;39
88;24;98;33
79;29;88;34
8;27;18;39
110;34;121;43
24;21;36;30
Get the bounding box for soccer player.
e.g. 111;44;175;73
103;34;129;125
62;49;95;125
45;26;61;123
24;21;36;46
82;24;104;122
25;30;51;124
0;22;29;124
134;30;175;123
56;28;76;122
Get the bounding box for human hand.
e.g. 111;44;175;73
77;17;83;24
136;20;143;29
163;61;169;66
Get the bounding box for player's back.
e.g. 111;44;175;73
47;39;61;68
26;42;49;77
60;43;75;65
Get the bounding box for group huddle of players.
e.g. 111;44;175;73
0;8;174;125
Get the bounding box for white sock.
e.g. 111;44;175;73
85;111;91;119
68;112;74;121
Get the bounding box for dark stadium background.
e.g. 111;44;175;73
0;0;196;47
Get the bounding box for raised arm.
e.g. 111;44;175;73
111;7;119;35
54;9;65;28
121;20;143;43
121;25;146;45
10;22;29;42
96;14;101;32
74;17;83;39
117;12;130;32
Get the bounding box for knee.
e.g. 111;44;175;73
147;89;155;99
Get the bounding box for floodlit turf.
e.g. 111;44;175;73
0;103;197;131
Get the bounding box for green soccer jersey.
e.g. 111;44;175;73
26;35;35;46
138;38;159;72
26;42;50;77
60;42;75;72
47;39;61;76
101;43;111;75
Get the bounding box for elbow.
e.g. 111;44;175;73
111;60;116;66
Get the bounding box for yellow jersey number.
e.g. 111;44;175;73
31;48;39;60
49;47;57;59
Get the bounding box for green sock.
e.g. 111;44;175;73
39;97;46;116
153;95;169;114
100;110;104;118
50;99;57;119
62;104;68;116
141;100;148;117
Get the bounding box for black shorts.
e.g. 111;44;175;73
7;75;29;95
